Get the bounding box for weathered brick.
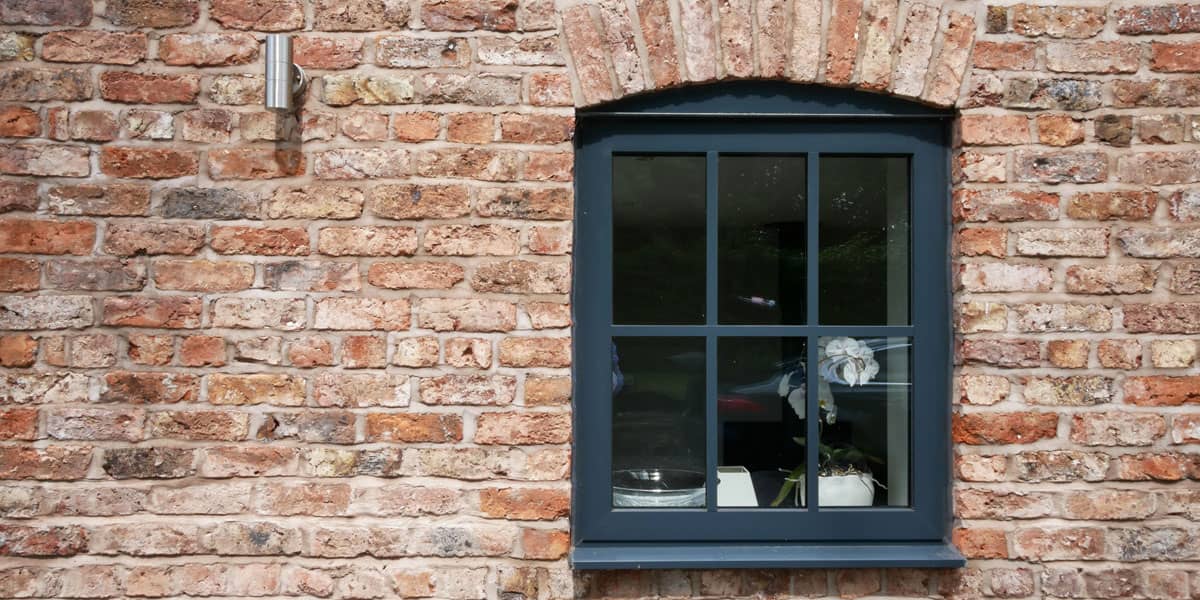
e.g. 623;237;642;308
1012;4;1105;38
0;106;38;138
0;296;93;330
973;41;1036;71
419;374;515;406
367;261;464;289
1099;339;1142;369
178;336;227;367
1124;303;1200;334
393;336;439;367
264;261;360;292
0;144;90;177
1066;264;1157;295
49;183;150;216
103;447;195;479
318;226;417;256
417;298;517;332
1068;191;1157;221
100;147;198;179
313;298;410;330
210;226;309;256
314;372;408;407
209;149;304;180
102;296;201;329
472;260;570;293
1125;376;1200;407
210;0;304;30
100;72;199;104
0;258;37;291
154;260;254;292
1171;263;1200;294
1015;228;1108;257
342;336;387;368
498;337;570;367
366;413;462;443
1117;4;1200;34
953;412;1058;445
959;263;1053;292
104;0;198;27
101;371;198;404
212;298;306;331
103;222;204;256
961;339;1040;368
0;69;92;102
954;189;1059;222
1071;413;1167;446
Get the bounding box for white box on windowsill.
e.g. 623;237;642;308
717;466;758;507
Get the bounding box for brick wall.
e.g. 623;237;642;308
0;0;1196;598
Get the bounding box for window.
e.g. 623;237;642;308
572;83;961;569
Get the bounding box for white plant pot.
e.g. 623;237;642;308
794;473;875;507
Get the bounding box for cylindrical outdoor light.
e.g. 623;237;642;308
265;34;305;112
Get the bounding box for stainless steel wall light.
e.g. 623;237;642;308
265;34;306;112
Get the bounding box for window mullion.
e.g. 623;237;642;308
804;151;819;511
704;150;718;512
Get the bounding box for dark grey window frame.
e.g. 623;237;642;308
571;82;963;569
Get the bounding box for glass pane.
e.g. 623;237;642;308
815;336;910;507
719;155;807;324
611;337;707;508
613;155;706;324
818;156;910;325
717;337;807;508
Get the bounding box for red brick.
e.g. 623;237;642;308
42;31;147;65
1124;377;1200;407
100;72;199;104
160;33;258;66
154;259;254;292
0;106;39;137
105;0;198;27
479;488;568;520
972;41;1036;70
1152;42;1200;72
103;222;204;256
0;219;94;255
519;528;568;560
953;412;1058;445
0;258;38;291
318;226;416;256
102;296;202;329
1012;4;1106;38
0;334;36;366
0;408;37;440
476;412;570;445
295;37;362;69
366;414;462;442
0;0;91;25
499;113;573;144
210;0;305;31
422;0;514;31
0;180;38;213
953;528;1008;559
1012;527;1105;561
560;5;612;105
957;228;1006;257
823;0;862;85
0;525;88;556
179;336;227;367
0;446;91;480
954;189;1059;222
209;149;304;180
367;261;464;289
446;112;494;144
498;337;570;367
392;112;440;142
959;114;1029;145
100;147;198;179
287;337;334;368
255;482;350;516
1116;4;1200;34
101;371;198;404
341;336;386;368
314;0;409;30
211;226;309;256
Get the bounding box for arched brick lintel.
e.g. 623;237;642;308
557;0;977;110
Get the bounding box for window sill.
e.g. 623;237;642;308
571;541;965;570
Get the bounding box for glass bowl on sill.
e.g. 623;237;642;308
612;468;706;508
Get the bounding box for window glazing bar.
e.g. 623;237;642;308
804;152;819;511
704;151;719;512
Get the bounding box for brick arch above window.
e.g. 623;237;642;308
556;0;977;109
